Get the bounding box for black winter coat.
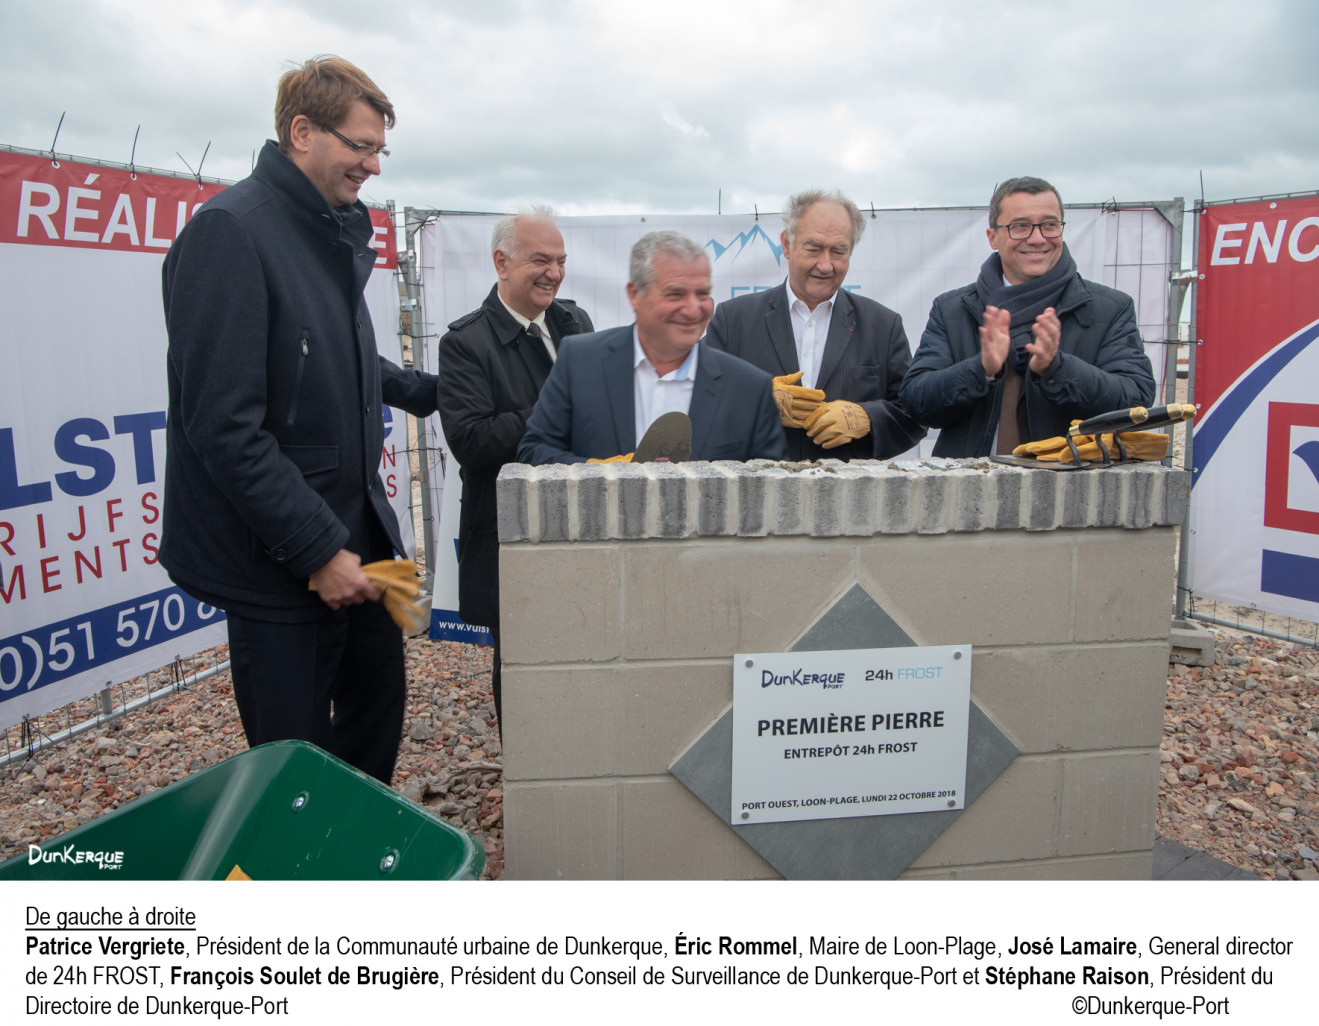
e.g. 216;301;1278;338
160;140;435;615
899;274;1157;457
435;286;593;627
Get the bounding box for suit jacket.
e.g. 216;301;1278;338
436;285;593;626
517;326;787;465
703;282;924;461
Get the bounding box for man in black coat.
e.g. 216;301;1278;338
704;189;923;461
435;210;593;729
162;57;436;784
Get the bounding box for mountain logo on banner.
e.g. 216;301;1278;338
705;223;783;266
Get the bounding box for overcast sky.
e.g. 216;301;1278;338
3;0;1316;218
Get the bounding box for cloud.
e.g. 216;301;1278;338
1;0;1315;214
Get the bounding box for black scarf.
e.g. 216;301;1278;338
975;243;1076;371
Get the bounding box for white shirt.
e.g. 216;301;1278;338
786;280;835;389
633;328;698;445
497;294;556;362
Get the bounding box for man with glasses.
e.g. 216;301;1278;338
161;57;436;783
900;176;1155;457
435;209;593;733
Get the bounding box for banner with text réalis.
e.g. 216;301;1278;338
0;149;398;268
1189;195;1319;620
0;149;407;727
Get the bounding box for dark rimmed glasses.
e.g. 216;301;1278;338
993;220;1064;240
319;125;389;160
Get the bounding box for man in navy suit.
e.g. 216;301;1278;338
518;231;787;465
704;189;923;462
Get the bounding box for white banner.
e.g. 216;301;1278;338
0;149;408;728
414;206;1177;638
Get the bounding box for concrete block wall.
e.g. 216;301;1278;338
497;458;1188;880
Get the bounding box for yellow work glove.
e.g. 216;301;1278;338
1013;435;1072;458
1014;431;1170;462
803;400;871;449
361;558;430;634
1067;431;1169;462
586;453;634;463
772;371;826;429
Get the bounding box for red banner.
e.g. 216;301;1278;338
0;150;396;268
1190;194;1319;620
1195;197;1319;412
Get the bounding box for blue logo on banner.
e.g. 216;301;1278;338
705;223;783;265
429;608;492;647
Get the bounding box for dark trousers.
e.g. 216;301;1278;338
225;601;405;784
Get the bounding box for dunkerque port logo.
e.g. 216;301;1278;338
760;667;845;688
29;842;125;871
705;223;783;265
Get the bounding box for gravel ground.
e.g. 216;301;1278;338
1161;631;1318;880
3;628;1316;881
0;639;504;879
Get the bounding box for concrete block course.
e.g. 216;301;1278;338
497;460;1189;544
1058;751;1161;857
1074;529;1178;642
621;540;855;660
502;663;731;781
499;545;621;664
856;531;1076;646
908;757;1062;869
502;783;619;880
619;779;780;880
971;643;1169;752
500;459;1179;880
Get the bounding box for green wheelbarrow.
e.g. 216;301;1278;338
0;740;484;880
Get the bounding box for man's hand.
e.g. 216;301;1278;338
803;400;871;449
586;453;633;463
772;371;826;428
1026;307;1060;374
979;306;1011;377
308;549;380;609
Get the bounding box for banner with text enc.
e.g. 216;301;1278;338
1189;194;1319;621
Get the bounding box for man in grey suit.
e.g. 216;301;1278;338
518;231;786;465
704;189;923;461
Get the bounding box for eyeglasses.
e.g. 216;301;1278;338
319;124;389;160
993;220;1064;240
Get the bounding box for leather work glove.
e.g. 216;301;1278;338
1013;430;1169;463
1013;420;1089;460
360;558;431;634
772;371;826;429
586;453;634;463
803;400;871;450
